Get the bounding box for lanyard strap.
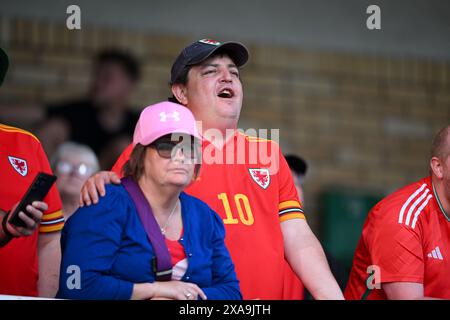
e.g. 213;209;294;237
121;177;172;281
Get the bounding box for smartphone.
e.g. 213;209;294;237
8;172;57;228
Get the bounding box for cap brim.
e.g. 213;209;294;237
135;128;202;146
0;48;9;86
189;41;249;68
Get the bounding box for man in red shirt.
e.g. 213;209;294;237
80;39;343;300
345;125;450;299
0;48;65;297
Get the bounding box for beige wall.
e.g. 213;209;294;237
1;16;449;230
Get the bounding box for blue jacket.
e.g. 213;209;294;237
57;184;241;300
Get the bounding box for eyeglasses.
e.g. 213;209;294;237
56;161;95;177
150;138;201;161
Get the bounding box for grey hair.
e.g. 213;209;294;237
50;141;100;173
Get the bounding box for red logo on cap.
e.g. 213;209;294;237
199;39;221;46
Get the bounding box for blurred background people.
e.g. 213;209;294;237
39;49;141;170
285;154;308;204
51;142;100;220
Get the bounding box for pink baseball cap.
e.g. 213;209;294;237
133;101;201;146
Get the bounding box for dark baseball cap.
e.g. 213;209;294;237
0;48;8;86
170;39;249;84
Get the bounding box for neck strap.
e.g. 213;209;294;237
121;177;173;281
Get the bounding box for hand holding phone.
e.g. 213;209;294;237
8;172;57;228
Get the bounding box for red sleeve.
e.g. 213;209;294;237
277;146;305;222
35;139;64;233
111;143;134;177
365;203;424;283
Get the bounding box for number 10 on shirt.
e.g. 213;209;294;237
218;193;254;226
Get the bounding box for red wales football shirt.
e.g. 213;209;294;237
0;124;64;296
345;177;450;299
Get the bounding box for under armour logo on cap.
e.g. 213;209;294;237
160;111;180;122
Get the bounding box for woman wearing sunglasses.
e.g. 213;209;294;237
57;101;241;300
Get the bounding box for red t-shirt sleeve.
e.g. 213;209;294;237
111;143;134;177
35;138;64;233
276;147;305;222
365;204;424;283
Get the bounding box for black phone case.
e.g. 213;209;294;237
8;172;57;228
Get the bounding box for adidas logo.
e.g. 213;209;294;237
427;246;444;260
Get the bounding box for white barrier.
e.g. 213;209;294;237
0;294;56;300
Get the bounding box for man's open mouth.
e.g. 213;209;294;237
217;88;234;98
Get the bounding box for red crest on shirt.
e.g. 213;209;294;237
8;156;28;176
248;168;270;189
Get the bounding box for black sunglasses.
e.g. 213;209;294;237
149;137;201;160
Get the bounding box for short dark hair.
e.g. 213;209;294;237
168;65;191;104
431;125;450;160
95;49;140;82
285;154;308;177
170;65;191;86
0;47;8;86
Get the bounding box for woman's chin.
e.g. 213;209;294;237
166;177;191;188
